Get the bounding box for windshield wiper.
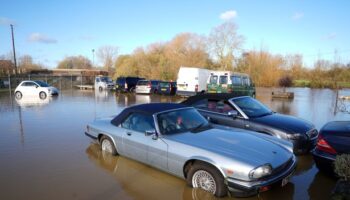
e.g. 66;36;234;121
190;123;211;133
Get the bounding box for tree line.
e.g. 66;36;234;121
1;22;349;88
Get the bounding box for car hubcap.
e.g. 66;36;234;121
101;139;113;153
192;170;216;194
40;93;46;98
16;93;22;99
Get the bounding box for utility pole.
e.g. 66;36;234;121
10;24;18;75
92;49;95;68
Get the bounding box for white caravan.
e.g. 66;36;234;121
176;66;211;96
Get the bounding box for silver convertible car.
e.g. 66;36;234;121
85;103;297;197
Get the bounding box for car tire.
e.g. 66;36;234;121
15;91;22;99
130;87;135;93
99;86;103;91
39;92;47;99
100;136;118;156
186;162;228;197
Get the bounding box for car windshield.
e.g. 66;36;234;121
159;82;170;87
100;77;112;82
137;80;149;85
157;108;210;135
34;81;49;87
231;97;273;118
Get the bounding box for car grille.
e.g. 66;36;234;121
306;129;318;140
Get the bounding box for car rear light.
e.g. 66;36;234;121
147;83;151;88
195;84;198;92
125;83;128;88
316;135;337;154
259;186;270;192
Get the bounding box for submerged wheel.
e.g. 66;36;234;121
187;162;228;197
15;91;22;99
39;92;47;99
99;86;103;91
100;136;117;156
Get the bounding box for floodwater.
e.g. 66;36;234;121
0;88;349;200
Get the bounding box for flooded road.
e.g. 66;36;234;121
0;88;349;200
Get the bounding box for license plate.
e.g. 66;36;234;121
116;85;119;88
161;88;167;91
281;173;292;187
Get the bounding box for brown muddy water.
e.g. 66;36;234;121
1;88;350;200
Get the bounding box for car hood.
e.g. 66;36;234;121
165;128;293;168
250;113;314;134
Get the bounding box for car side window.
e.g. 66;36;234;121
192;99;208;109
23;82;36;87
203;100;236;114
231;76;242;85
121;113;155;133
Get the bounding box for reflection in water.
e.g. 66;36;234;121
86;143;243;200
294;154;315;176
15;96;52;107
308;171;336;200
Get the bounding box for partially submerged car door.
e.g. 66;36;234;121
193;99;247;129
120;112;168;170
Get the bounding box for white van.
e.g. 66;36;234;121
176;66;211;96
95;76;115;90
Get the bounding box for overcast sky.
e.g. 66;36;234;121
0;0;349;68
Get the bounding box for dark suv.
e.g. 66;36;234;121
115;77;144;92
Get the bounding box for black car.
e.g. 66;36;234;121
115;77;144;92
313;121;350;174
182;93;318;154
157;81;177;95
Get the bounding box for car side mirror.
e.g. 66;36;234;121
227;110;238;118
145;129;158;140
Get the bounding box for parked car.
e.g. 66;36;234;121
182;93;318;154
135;80;159;94
115;76;144;92
176;66;211;96
207;71;256;97
85;103;296;197
94;76;114;90
14;80;59;99
157;81;177;95
312;121;350;174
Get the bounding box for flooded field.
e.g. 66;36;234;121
0;88;350;200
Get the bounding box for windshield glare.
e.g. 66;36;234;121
232;97;272;118
157;108;208;135
34;81;49;87
100;77;112;82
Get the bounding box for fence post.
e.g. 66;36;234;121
45;75;48;83
8;74;11;92
71;75;73;89
80;75;82;87
60;75;62;90
28;74;30;80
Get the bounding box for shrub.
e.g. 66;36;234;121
278;75;293;88
334;154;350;181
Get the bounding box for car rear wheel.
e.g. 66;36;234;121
100;136;117;156
187;162;227;197
99;86;103;91
39;92;47;99
15;91;22;99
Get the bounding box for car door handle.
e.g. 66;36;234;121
126;132;132;136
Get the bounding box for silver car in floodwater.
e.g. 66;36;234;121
85;103;296;198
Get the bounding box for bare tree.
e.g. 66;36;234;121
57;55;92;69
19;55;42;70
97;45;119;74
208;22;244;70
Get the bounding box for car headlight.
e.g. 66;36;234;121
287;133;306;140
249;164;272;179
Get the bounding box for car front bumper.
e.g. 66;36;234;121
290;137;317;154
226;155;297;197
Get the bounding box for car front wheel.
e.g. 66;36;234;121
15;91;22;99
39;92;47;99
100;136;117;156
187;162;228;197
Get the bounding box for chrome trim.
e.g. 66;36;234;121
228;98;249;119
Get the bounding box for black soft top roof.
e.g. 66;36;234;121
111;103;188;126
181;93;246;105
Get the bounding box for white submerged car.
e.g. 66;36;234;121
15;80;59;99
85;103;296;198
